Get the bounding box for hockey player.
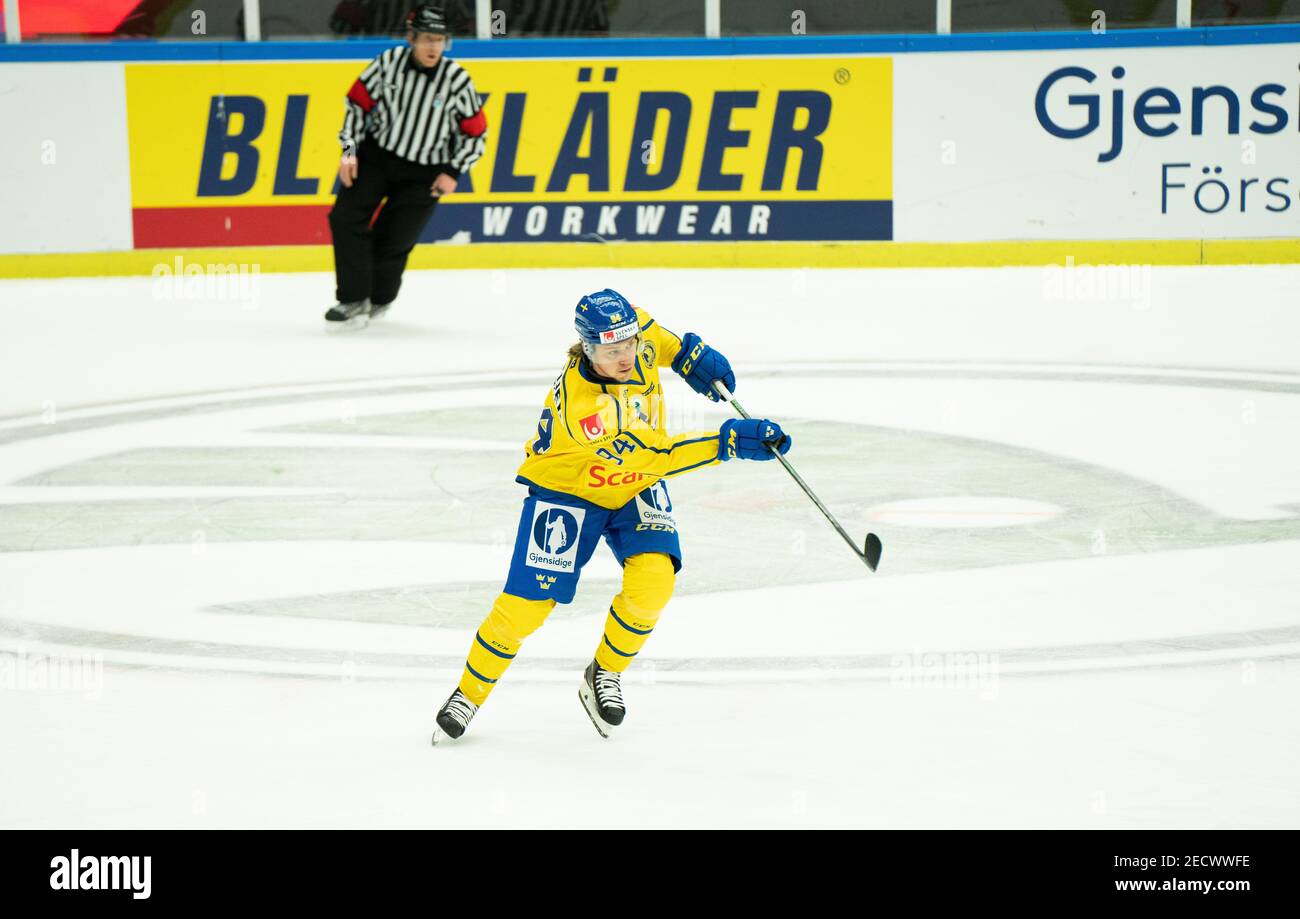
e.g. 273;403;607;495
432;288;792;742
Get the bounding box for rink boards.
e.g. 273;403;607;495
1;28;1299;266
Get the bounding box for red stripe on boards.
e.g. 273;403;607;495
133;206;333;248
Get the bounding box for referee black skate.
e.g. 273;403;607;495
325;4;488;330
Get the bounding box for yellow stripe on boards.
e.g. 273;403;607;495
1203;238;1300;265
3;239;1300;279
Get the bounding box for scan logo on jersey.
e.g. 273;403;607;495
528;503;585;571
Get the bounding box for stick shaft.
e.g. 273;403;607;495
714;382;869;564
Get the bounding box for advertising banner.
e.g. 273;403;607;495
0;63;133;255
894;43;1300;241
125;55;893;247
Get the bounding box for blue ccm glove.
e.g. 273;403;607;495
672;333;736;402
718;419;793;462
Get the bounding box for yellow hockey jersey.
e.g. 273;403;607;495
516;307;723;510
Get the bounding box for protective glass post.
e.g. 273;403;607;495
3;0;21;43
936;0;952;34
243;0;262;40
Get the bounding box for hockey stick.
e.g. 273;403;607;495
713;381;883;572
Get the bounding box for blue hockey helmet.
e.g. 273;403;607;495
575;289;640;357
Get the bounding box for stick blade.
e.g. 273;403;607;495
863;533;883;572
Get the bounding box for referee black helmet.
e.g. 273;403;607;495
407;4;450;35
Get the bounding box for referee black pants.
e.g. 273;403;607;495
328;140;442;307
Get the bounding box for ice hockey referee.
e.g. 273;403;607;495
325;3;488;329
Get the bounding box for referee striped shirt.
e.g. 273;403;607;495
340;46;488;177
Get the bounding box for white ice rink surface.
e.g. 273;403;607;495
1;264;1299;828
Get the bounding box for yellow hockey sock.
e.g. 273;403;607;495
458;592;555;706
594;552;675;673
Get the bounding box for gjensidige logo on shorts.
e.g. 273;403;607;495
635;482;676;527
527;503;584;571
49;850;151;900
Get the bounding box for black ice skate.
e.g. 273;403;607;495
324;298;371;330
578;660;626;738
431;689;478;745
368;301;391;320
